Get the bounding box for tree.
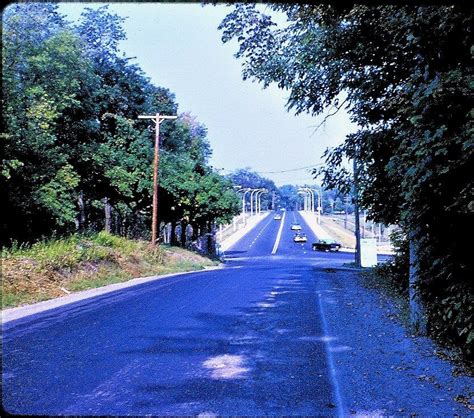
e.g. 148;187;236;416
219;4;473;355
2;3;242;255
278;185;299;210
160;115;240;246
226;168;278;210
2;4;96;241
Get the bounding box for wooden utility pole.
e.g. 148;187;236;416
353;155;362;267
344;196;349;229
138;113;177;246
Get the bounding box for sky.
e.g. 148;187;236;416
59;2;356;186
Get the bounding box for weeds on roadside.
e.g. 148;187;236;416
2;232;216;309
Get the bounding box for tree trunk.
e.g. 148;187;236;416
170;221;177;245
103;197;112;233
180;221;188;247
207;222;217;255
409;235;427;334
191;223;200;241
77;191;86;232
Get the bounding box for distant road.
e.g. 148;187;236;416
5;212;466;417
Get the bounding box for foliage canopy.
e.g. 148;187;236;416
2;3;240;249
219;4;473;355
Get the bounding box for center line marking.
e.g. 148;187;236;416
271;211;286;255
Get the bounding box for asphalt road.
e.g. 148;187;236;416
3;211;385;416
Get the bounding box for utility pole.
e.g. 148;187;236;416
362;210;366;238
353;154;362;267
138;113;177;246
344;196;349;229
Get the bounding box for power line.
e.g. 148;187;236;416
277;177;319;183
255;163;323;174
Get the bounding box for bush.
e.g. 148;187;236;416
370;230;410;296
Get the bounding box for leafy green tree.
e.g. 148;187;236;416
160;116;240;246
226;168;278;210
2;3;247;260
2;4;96;241
34;164;80;226
219;4;473;355
278;185;299;211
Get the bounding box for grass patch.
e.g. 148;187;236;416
2;232;218;309
67;266;133;292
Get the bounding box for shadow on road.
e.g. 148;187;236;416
115;272;336;415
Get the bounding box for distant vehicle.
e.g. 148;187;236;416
290;223;302;230
274;214;282;220
294;233;307;243
312;239;341;252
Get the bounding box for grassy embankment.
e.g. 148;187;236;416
319;215;356;248
2;232;219;309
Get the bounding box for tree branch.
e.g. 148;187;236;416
309;97;349;137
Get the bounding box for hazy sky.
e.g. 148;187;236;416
59;2;355;186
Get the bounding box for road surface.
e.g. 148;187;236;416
2;211;471;416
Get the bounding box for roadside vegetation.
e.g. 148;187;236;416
2;232;218;309
361;232;473;376
220;4;473;359
361;232;411;324
2;4;240;250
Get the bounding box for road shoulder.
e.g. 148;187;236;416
316;268;473;415
1;265;223;325
218;212;271;253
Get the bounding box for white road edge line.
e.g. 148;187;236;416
317;291;346;417
271;211;286;255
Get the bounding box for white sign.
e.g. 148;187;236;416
360;238;377;267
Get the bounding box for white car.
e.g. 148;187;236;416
293;233;307;243
274;214;282;220
290;223;302;231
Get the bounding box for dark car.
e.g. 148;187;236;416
312;239;341;252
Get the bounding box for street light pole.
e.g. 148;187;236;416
261;189;268;213
250;189;257;216
256;189;267;214
243;188;251;216
254;189;262;215
318;184;323;215
138;113;177;246
255;190;262;214
311;187;322;224
304;188;315;213
299;188;311;213
297;191;307;211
